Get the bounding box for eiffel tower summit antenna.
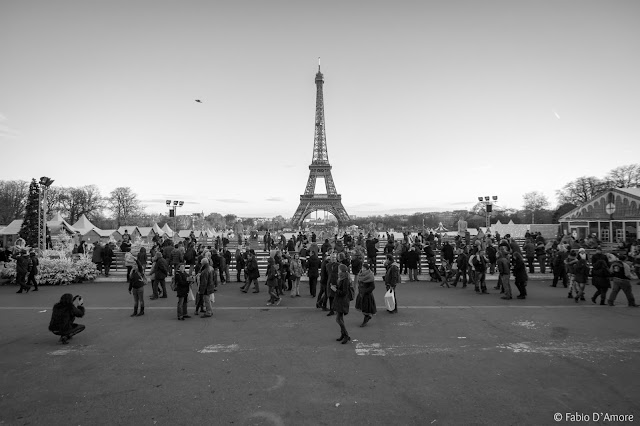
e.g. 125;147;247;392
291;62;350;227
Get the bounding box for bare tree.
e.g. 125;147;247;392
522;191;550;224
0;180;29;224
108;187;143;227
59;185;104;224
556;176;608;205
606;164;640;188
44;186;66;219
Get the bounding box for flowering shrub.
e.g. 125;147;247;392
0;250;98;285
0;261;16;280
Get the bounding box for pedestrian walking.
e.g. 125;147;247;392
307;251;321;298
235;249;245;283
384;254;400;313
150;252;169;300
591;253;610;305
497;248;512;300
241;251;260;293
355;263;376;327
607;254;639;307
174;263;191;320
27;250;39;291
128;260;146;317
266;257;281;306
333;264;352;344
198;258;215;317
290;253;303;297
573;249;590;303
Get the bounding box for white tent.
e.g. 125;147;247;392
152;223;165;237
162;223;174;237
72;214;97;235
47;212;79;234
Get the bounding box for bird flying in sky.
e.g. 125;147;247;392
552;109;560;119
195;99;202;103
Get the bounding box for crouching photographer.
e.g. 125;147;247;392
48;294;86;344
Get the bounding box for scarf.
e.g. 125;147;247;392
358;269;374;284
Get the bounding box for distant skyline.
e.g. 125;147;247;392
1;1;639;218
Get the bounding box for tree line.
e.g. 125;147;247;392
1;164;638;231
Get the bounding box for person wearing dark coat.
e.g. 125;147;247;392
441;241;455;266
14;250;30;293
351;253;363;276
355;264;376;327
174;263;191;320
307;251;321;297
128;260;146;316
573;250;590;303
384;255;400;313
102;243;114;277
242;251;260;293
234;249;245;282
317;252;330;311
485;243;497;274
333;264;352;344
48;293;85;344
27;251;39;291
365;235;379;275
590;254;610;305
151;252;169;300
323;253;339;316
137;246;148;271
406;247;420;281
512;251;528;299
452;248;468;287
92;242;104;275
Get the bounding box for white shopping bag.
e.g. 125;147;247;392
188;288;196;302
384;288;395;312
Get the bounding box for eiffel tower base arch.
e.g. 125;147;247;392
292;196;349;227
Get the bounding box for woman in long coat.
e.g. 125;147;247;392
333;264;352;344
355;263;376;327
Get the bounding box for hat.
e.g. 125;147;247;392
201;258;209;265
339;264;348;272
578;248;586;253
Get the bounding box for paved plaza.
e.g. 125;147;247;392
1;278;639;425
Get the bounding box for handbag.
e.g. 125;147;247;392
170;276;177;291
384;288;395;311
188;288;195;301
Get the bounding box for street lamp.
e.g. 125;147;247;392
38;177;54;250
478;195;498;230
166;200;184;233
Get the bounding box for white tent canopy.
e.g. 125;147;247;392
152;223;165;236
72;214;97;234
162;223;174;237
47;212;79;234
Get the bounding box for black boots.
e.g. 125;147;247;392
336;334;345;341
137;308;144;316
341;335;351;344
360;315;371;327
131;308;138;317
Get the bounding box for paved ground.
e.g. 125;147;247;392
1;276;639;426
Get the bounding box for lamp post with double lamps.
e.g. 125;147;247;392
166;200;184;233
38;177;54;250
477;195;498;230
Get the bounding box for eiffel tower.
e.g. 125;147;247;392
291;60;349;227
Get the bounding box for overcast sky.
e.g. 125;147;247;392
1;1;638;218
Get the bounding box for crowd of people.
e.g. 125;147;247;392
3;227;638;344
